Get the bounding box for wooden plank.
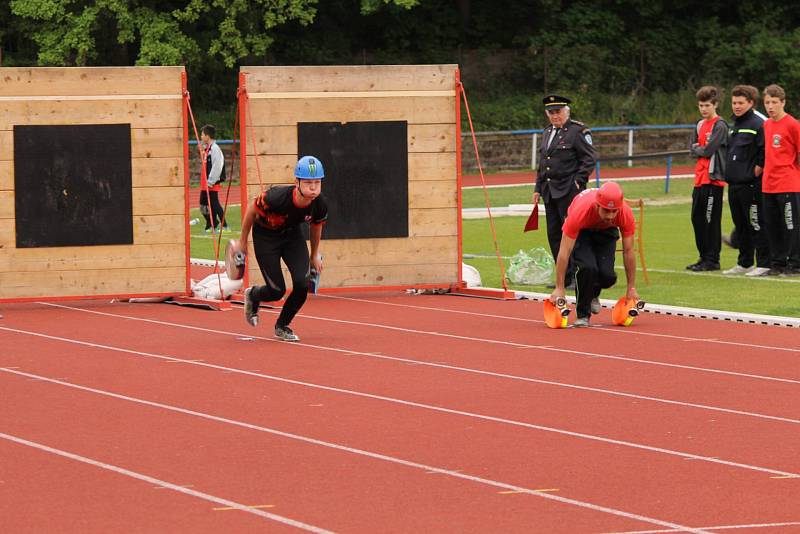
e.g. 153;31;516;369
247;262;457;289
243;126;297;156
249;91;455;99
408;152;457;182
0;244;185;272
0;215;185;249
242;235;456;270
244;155;296;188
408;124;456;153
409;208;458;237
322;236;457;266
247;96;455;127
243;124;455;157
133;214;185;245
242;65;457;93
132;157;184;188
0;99;181;130
1;128;183;160
0;266;185;299
0;161;12;191
132;128;183;158
132;186;185;216
0;131;11;160
0;67;184;97
0;191;13;219
410;181;458;209
0;218;14;245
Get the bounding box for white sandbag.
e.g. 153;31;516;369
191;272;243;300
462;263;482;287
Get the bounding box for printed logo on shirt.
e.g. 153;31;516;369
705;132;712;142
773;134;782;148
305;215;312;222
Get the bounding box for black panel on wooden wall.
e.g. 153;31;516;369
14;124;133;248
298;121;408;240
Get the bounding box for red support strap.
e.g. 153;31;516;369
458;82;510;291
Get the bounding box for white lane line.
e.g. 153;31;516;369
316;294;800;354
604;520;800;533
3;323;796;426
287;312;800;386
4;322;797;429
0;369;709;534
36;303;800;385
0;431;332;533
1;339;797;479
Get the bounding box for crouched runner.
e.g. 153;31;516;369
550;182;639;327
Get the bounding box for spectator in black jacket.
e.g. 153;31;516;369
533;94;597;287
723;85;770;276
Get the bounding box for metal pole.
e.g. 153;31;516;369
627;128;634;167
665;155;672;193
595;161;601;187
531;133;538;170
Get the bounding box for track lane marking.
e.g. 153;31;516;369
316;294;800;353
35;303;800;385
0;431;331;533
0;369;710;533
1;341;798;479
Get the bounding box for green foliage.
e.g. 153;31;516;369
6;0;800;133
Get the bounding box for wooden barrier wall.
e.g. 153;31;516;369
240;65;459;289
0;67;187;300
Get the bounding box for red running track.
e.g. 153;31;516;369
1;293;798;533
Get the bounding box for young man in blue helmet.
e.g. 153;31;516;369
238;156;328;341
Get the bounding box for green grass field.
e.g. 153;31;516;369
190;180;799;318
462;179;799;318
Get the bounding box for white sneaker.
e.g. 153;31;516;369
573;317;590;328
745;267;771;277
723;264;753;275
590;298;601;315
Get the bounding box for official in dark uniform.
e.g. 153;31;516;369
533;95;597;286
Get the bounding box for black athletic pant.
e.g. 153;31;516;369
544;189;579;281
690;184;723;264
762;192;800;271
249;226;310;328
200;190;225;230
572;227;618;319
728;183;770;268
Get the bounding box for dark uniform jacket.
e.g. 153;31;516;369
535;119;597;201
725;109;765;186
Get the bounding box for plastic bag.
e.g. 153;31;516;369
506;248;554;285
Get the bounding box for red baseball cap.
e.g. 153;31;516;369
596;181;624;210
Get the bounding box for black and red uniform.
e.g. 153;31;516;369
248;185;328;328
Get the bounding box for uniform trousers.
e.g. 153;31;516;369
200;189;225;230
728;183;770;268
544;188;580;281
249;226;310;328
572;227;619;319
690;184;724;264
762;192;800;271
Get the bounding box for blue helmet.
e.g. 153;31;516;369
294;155;324;180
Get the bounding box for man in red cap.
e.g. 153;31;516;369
549;181;639;327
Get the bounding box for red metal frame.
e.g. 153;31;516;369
3;292;186;304
238;71;250;289
181;70;192;296
455;68;464;289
